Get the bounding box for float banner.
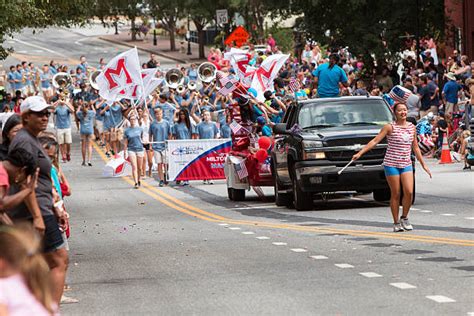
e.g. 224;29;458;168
167;139;231;181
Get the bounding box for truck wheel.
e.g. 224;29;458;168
232;189;246;201
227;188;234;201
373;188;391;202
274;181;292;207
292;176;313;211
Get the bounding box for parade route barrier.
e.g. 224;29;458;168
167;139;232;181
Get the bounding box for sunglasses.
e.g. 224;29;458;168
31;111;51;118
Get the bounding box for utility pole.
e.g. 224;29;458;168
187;14;192;55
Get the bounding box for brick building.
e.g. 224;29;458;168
445;0;474;59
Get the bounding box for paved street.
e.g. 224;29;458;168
2;27;473;315
60;133;473;315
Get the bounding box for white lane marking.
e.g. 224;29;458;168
11;38;67;57
440;213;456;216
410;207;420;211
465;217;474;220
7;40;15;44
419;210;433;213
228;227;241;230
218;223;229;226
390;282;417;289
335;263;354;269
272;242;287;246
359;272;382;278
241;231;255;235
256;236;270;240
310;255;328;260
74;37;89;46
17;50;28;53
425;295;456;303
290;248;308;253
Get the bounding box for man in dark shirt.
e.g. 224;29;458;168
418;76;431;117
427;74;440;115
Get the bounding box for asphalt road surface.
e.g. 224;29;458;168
59;133;473;316
2;28;473;315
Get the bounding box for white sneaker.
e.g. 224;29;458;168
400;217;413;231
393;223;405;232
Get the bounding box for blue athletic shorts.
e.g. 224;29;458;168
384;165;413;176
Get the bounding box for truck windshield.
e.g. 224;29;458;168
298;99;393;129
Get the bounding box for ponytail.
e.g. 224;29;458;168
0;224;55;314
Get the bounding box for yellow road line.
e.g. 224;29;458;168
92;143;474;247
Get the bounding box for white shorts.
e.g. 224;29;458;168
95;120;104;134
153;150;168;164
56;128;72;145
128;150;145;158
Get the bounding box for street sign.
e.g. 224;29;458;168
224;26;250;47
216;9;229;24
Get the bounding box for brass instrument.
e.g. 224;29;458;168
88;70;101;90
197;62;216;83
187;81;197;91
164;68;184;89
52;72;73;100
176;84;186;94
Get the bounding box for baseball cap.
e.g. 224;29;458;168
20;96;51;114
256;116;266;124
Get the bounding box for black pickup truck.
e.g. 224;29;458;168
271;96;394;211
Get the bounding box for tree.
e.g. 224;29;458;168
294;0;445;73
95;0;144;41
147;0;186;51
0;0;93;59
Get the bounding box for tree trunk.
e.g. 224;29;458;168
131;17;137;41
198;28;205;59
169;24;176;51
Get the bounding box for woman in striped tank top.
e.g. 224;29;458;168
352;103;432;232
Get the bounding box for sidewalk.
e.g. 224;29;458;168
99;32;210;65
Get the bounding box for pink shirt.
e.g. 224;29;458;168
0;274;58;316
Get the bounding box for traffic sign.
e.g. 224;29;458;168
224;26;250;47
216;9;228;24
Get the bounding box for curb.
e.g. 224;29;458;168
98;36;188;64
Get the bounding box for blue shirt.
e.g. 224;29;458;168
262;125;272;137
188;69;198;81
149;119;171;151
196;121;218;139
76;110;96;135
13;71;23;90
172;122;195;140
54;105;71;129
40;72;51;89
312;63;348;97
442;81;461;104
110;105;123;127
124;126;143;152
220;123;231;138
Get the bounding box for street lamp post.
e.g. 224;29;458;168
187;14;192;55
153;18;157;46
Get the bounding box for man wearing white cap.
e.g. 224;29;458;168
8;96;69;305
442;72;461;127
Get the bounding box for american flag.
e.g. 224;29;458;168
229;120;242;134
216;72;238;96
288;77;300;93
388;85;411;103
235;160;248;179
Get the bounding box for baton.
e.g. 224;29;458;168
338;160;354;175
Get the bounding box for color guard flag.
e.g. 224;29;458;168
388;85;412;103
96;48;143;101
250;54;289;102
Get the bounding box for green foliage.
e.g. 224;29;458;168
266;26;293;53
0;0;93;59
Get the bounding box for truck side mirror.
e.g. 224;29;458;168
273;123;289;135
